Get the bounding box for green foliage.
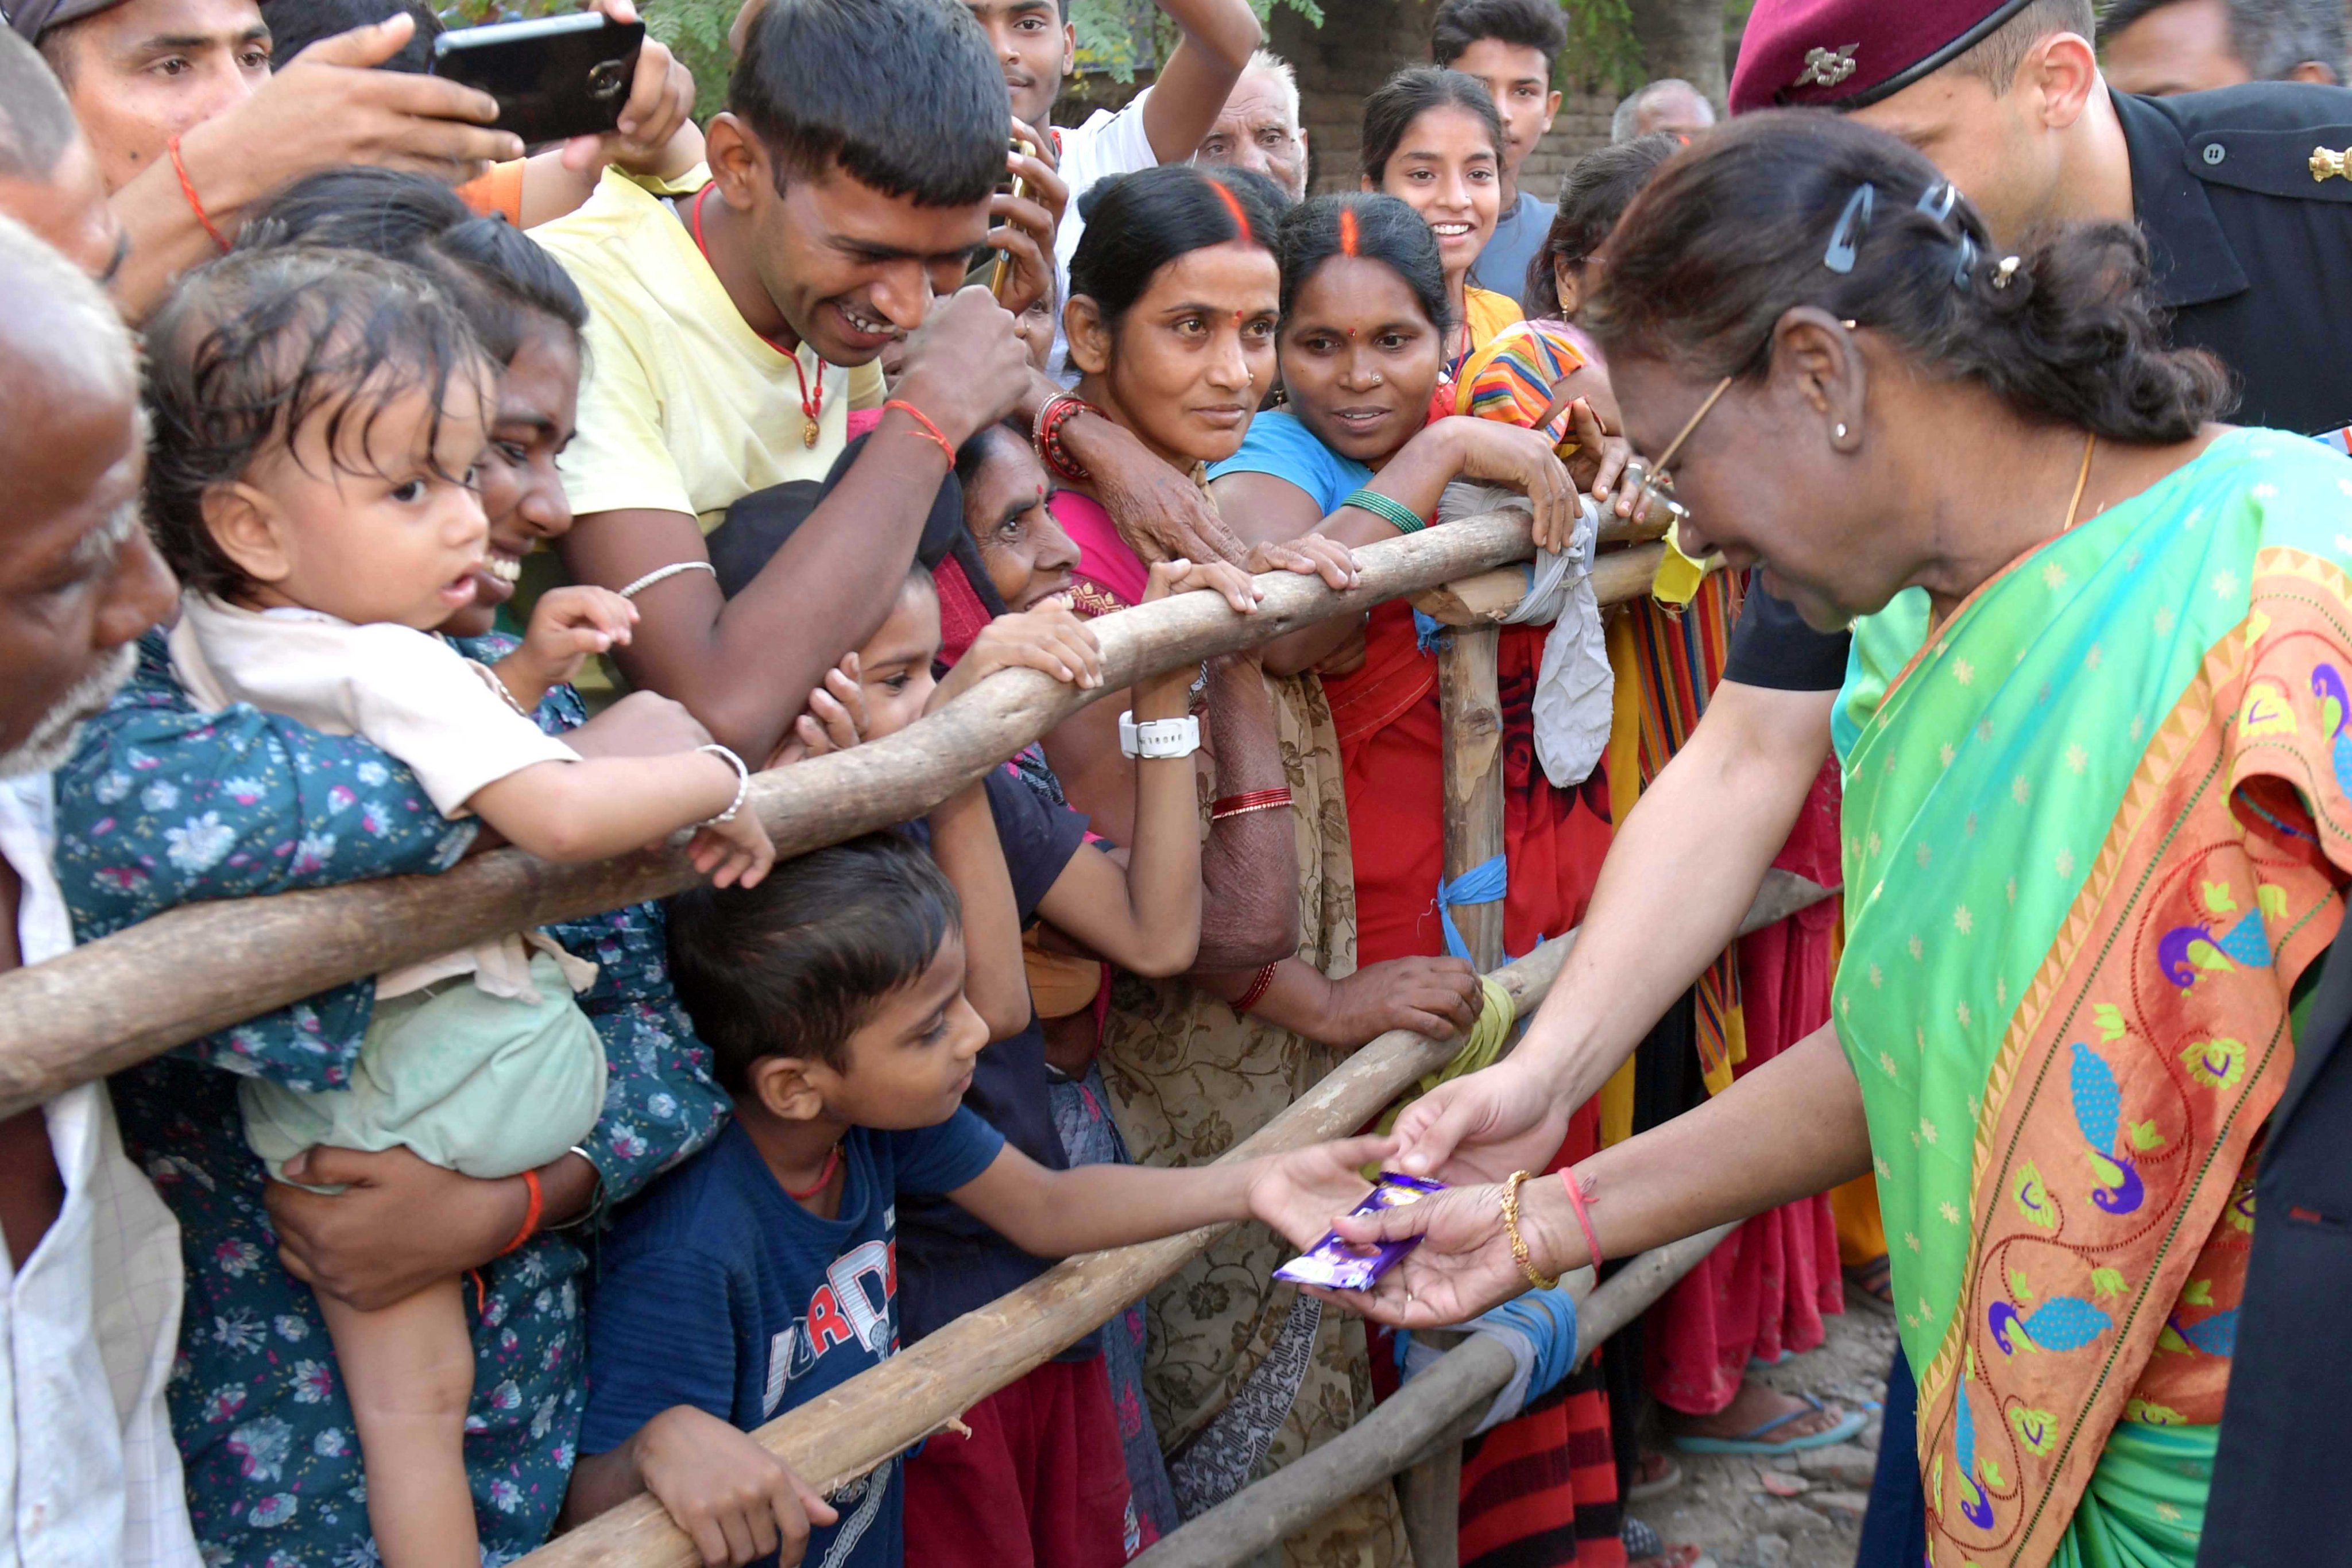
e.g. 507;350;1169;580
1073;0;1323;83
638;0;737;120
1556;0;1645;93
437;0;570;26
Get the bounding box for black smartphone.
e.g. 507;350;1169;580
430;13;646;147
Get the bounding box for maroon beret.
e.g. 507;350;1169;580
1728;0;2041;116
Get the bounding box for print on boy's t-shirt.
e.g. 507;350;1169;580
580;1112;1003;1568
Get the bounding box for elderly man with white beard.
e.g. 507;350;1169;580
0;211;192;1568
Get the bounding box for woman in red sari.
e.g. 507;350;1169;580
1209;190;1630;1568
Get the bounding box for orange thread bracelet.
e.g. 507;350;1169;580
884;399;956;464
1558;1166;1603;1271
168;135;229;253
496;1168;544;1257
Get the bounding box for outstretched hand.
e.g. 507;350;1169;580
1384;1057;1575;1187
686;810;773;889
1243;1135;1394;1250
1310;1178;1535;1329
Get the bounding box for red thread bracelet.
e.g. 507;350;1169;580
884;399;956;464
168;135;230;253
1558;1167;1603;1271
496;1168;544;1257
1235;961;1279;1013
1211;787;1292;821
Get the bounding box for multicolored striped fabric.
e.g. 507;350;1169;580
1612;574;1748;1090
1461;320;1585;442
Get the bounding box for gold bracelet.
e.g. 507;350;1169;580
1500;1170;1558;1291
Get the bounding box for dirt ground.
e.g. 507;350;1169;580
1621;1281;1901;1568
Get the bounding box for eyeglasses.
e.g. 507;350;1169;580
1620;374;1734;532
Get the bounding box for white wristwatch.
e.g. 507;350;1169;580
1119;710;1202;760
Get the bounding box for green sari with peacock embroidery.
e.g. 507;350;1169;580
1831;428;2352;1567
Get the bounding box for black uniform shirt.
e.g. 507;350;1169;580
1722;80;2352;691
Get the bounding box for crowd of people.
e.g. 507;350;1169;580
3;0;2352;1567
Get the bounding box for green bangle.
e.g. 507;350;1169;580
1341;487;1427;535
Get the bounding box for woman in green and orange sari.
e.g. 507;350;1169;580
1321;113;2352;1568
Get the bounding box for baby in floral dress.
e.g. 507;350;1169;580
136;246;774;1568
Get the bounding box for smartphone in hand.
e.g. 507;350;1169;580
430;13;647;146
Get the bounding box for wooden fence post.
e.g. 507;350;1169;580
1435;625;1506;974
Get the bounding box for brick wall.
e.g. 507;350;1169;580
1512;92;1624;201
1267;3;1626;196
1066;5;1633;201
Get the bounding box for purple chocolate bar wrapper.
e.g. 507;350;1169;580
1272;1173;1449;1291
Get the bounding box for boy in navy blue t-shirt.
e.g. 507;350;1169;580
562;834;1387;1568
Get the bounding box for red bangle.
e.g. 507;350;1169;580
1033;393;1098;485
1558;1166;1603;1271
883;399;956;464
1210;787;1292;822
167;134;230;253
1235;961;1280;1014
496;1168;545;1257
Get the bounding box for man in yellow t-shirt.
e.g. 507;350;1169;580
531;0;1041;763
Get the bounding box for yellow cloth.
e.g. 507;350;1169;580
531;167;888;533
1370;975;1517;1162
1462;285;1523;363
1830;1174;1887;1267
1650;518;1716;607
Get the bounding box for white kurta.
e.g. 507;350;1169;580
0;773;199;1567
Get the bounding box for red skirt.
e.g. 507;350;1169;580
1339;603;1623;1563
1642;760;1846;1415
1326;605;1616;966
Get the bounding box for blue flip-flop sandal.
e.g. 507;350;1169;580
1668;1392;1867;1455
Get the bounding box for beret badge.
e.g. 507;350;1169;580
1794;44;1860;89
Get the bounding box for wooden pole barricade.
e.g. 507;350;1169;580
3;498;1777;1568
1127;1224;1745;1568
519;874;1831;1568
0;512;1586;1119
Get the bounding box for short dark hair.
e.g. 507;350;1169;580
1587;111;2232;447
1277;192;1453;339
238;167;587;363
1951;0;2095;92
260;0;440;70
1068;163;1285;332
730;0;1007;207
2101;0;2345;82
142;249;496;597
1430;0;1566;72
1359;67;1504;185
1525;133;1678;319
0;30;79;180
667;833;961;1092
952;414;1032;492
